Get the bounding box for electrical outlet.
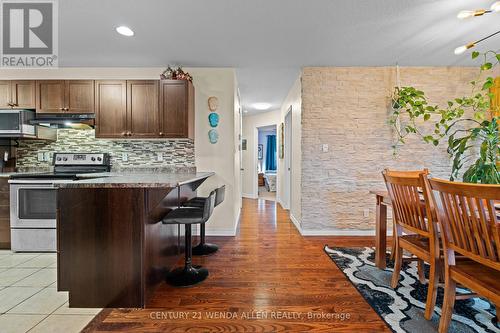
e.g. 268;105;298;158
157;152;164;162
44;152;51;161
37;153;44;162
122;153;128;162
322;144;329;153
363;209;370;218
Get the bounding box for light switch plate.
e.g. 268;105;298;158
363;209;370;218
122;153;128;162
37;153;44;162
157;152;164;162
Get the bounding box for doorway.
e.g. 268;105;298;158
283;107;292;209
257;125;277;201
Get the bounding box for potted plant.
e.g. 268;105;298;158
389;51;500;184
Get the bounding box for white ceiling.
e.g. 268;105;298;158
58;0;499;113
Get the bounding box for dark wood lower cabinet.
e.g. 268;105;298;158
0;178;10;249
57;185;195;308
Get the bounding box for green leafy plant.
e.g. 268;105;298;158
389;51;500;184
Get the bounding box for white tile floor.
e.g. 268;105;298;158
0;250;101;333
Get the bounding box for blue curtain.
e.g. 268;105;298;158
266;135;277;171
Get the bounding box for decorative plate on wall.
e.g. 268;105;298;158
208;96;219;111
208;113;219;127
208;129;219;144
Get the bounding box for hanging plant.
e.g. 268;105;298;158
389;51;500;184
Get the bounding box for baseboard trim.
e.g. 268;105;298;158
288;214;392;237
242;193;257;199
289;213;302;233
300;228;393;236
204;208;241;237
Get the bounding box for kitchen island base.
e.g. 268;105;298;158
57;184;199;308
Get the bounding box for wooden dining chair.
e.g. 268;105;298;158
426;178;500;333
383;168;441;320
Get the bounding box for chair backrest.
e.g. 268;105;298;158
382;169;434;237
202;190;217;222
215;185;226;207
427;178;500;270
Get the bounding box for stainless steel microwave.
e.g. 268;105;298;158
0;109;36;138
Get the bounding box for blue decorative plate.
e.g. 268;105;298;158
208;129;219;144
208;113;219;127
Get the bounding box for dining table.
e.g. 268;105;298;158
370;190;392;269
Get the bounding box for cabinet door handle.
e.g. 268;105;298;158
122;132;127;136
159;132;164;136
65;107;69;111
128;132;133;136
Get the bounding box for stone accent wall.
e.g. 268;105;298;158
301;67;478;231
16;129;195;171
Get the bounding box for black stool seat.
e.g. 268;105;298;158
184;185;225;256
162;207;205;224
162;190;216;287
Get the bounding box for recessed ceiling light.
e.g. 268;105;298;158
116;26;134;37
253;103;272;111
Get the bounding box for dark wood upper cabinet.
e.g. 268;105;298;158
36;80;66;113
95;80;127;138
36;80;94;113
0;81;11;108
0;80;36;109
11;81;36;109
159;80;194;139
127;80;159;138
66;80;95;113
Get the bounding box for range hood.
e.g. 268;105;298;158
30;113;95;129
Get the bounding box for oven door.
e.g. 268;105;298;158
10;184;57;228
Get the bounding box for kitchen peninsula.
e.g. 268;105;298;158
55;171;214;308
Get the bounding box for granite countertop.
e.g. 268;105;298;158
55;172;215;189
0;172;18;178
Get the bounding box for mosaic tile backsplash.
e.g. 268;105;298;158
16;129;195;171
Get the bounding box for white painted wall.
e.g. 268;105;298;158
278;76;302;223
0;67;241;235
241;110;281;199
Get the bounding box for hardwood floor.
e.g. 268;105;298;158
83;198;389;332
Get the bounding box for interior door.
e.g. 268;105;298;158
284;108;292;210
127;80;159;138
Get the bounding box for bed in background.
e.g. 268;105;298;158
264;172;277;192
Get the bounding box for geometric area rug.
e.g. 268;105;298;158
324;246;498;333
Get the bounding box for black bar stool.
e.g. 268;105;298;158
184;185;225;255
162;190;216;287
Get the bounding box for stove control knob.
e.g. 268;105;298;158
91;157;96;162
97;157;102;161
63;157;68;161
56;157;62;161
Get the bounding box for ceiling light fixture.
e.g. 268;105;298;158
115;26;134;37
491;1;500;12
455;2;500;55
454;30;500;55
457;9;489;19
253;103;272;111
